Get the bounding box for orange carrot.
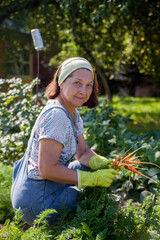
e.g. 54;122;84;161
111;147;160;180
112;153;125;166
123;155;139;163
126;166;151;179
122;147;142;162
124;161;160;169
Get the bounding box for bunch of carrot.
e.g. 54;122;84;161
112;147;160;179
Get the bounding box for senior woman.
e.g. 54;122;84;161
11;57;118;226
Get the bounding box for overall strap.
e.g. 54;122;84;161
26;104;78;159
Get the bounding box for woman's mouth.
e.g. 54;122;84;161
75;96;86;101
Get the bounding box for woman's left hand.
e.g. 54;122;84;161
89;155;113;170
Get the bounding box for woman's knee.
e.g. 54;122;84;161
46;186;79;226
55;186;79;210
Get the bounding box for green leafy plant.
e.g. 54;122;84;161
2;184;160;239
0;208;56;240
80;97;133;156
0;162;14;222
0;78;44;164
80;98;160;201
0;79;160;239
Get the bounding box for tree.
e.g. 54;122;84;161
119;0;160;83
25;0;127;100
1;0;160;98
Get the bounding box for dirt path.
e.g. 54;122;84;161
0;223;8;238
0;223;4;230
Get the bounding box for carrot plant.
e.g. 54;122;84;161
1;184;160;239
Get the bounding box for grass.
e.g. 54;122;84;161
111;96;160;134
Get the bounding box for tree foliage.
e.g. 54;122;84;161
0;0;160;97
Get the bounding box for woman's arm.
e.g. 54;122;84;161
75;134;96;167
38;138;78;184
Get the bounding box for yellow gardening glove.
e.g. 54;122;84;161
77;169;119;189
89;155;113;170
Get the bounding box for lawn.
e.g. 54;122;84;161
111;96;160;134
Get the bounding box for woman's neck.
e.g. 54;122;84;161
56;95;75;119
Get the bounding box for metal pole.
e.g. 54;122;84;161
31;29;44;104
36;51;40;104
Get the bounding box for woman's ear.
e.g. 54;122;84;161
60;84;63;91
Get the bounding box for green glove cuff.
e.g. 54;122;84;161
77;169;82;189
89;155;113;170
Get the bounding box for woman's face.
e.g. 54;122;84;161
60;68;94;110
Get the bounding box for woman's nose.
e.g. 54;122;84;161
80;85;87;95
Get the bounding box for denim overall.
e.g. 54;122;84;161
11;104;89;225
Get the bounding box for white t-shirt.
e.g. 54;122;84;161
27;99;84;179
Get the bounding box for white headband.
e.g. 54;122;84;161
58;57;94;85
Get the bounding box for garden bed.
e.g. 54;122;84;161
0;79;160;239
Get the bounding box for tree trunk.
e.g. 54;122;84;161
93;62;112;102
82;47;112;102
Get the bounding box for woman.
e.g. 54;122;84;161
11;57;118;226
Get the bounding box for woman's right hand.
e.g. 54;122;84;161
77;168;119;189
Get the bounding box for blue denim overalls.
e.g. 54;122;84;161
11;104;89;225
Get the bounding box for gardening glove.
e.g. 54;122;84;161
89;155;113;170
77;169;119;189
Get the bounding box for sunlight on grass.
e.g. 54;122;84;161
111;96;160;134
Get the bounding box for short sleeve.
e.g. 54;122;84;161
38;108;69;145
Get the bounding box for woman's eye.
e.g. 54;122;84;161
74;81;80;85
87;84;93;88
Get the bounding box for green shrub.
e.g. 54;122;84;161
0;162;14;222
80;98;160;201
0;78;44;165
80;97;133;156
